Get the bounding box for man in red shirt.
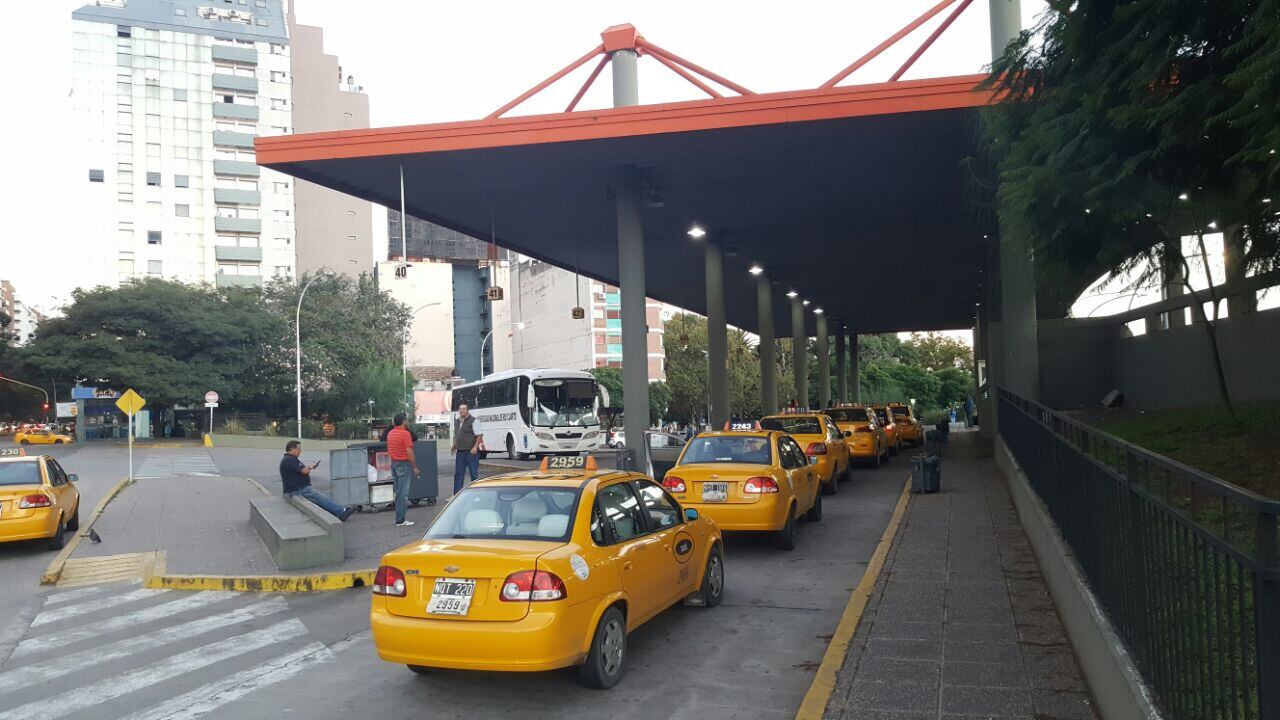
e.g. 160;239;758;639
386;413;418;527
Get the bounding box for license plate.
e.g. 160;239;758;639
427;578;475;616
701;482;728;503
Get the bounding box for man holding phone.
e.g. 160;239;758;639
280;439;354;521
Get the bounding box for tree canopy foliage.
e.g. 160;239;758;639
982;0;1280;298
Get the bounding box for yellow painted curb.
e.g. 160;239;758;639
146;569;377;593
794;477;912;720
41;475;133;585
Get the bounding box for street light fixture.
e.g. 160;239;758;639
748;264;764;275
480;321;529;378
786;290;798;298
295;269;334;439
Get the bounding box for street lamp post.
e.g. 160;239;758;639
403;302;442;414
480;322;526;378
0;375;50;421
295;270;332;439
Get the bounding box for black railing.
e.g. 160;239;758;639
998;388;1279;720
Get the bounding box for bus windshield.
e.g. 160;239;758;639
531;378;599;428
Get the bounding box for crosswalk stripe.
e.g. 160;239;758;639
43;581;137;607
121;642;333;720
10;591;236;659
0;619;307;720
0;597;289;695
31;588;169;628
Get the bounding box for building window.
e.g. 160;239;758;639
174;8;186;16
175;175;189;187
146;143;160;158
270;98;287;110
275;236;291;245
117;25;131;38
89;169;104;182
270;71;287;83
175;204;190;217
273;181;288;192
173;88;187;101
147;231;162;245
146;172;161;186
148;260;162;276
269;43;285;55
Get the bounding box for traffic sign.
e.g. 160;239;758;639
205;402;219;408
115;388;146;417
205;390;219;404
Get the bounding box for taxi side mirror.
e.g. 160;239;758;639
809;456;819;465
843;430;852;438
684;508;699;521
68;474;79;483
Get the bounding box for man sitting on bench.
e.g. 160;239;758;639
280;440;354;521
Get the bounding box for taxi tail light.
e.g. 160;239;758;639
501;570;567;602
743;476;779;494
805;442;828;456
372;566;406;597
19;494;51;509
662;476;686;493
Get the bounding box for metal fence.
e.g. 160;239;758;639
998;388;1279;720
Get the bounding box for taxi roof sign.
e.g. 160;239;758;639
115;388;146;417
539;455;598;472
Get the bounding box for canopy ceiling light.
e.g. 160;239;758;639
687;225;707;239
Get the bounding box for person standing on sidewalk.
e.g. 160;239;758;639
280;440;354;521
451;404;480;495
386;413;418;528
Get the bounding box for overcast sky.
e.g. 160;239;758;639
0;0;1047;316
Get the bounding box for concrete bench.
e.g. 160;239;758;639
249;495;344;571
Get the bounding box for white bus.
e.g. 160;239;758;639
448;369;608;460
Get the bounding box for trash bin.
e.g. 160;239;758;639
911;455;928;493
925;430;943;457
923;455;941;493
409;440;439;506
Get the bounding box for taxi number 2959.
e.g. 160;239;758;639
427;579;475;616
546;455;589;470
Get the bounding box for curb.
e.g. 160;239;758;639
41;475;133;585
794;477;912;720
145;569;376;593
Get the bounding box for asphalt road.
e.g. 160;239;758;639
0;442;908;719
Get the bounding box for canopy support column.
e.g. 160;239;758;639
705;238;729;429
850;332;861;403
758;276;778;415
612;51;648;468
816;314;830;409
835;322;847;404
792;296;808;410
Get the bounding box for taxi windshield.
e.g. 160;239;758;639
828;408;870;422
759;417;822;434
424;486;579;542
0;462;41;486
679;436;772;465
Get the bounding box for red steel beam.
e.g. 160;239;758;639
821;0;960;88
487;44;605;119
565;55;611;112
642;48;723;99
636;38;755;95
890;0;975;81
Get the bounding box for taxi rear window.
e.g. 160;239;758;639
680;436;772;465
891;407;911;416
0;462;41;486
874;408;891;422
424;486;579;542
828;408;870;422
760;417;823;434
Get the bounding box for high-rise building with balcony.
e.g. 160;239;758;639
71;0;301;290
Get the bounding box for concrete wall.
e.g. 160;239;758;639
377;260;455;369
1012;305;1280;410
509;259;595;372
287;13;373;278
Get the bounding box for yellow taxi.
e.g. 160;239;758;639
370;456;724;689
661;430;821;550
827;405;888;467
757;414;850;495
0;448;81;550
870;405;904;456
888;403;924;446
14;428;74;445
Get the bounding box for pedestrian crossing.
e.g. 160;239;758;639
133;453;221;479
0;581;336;720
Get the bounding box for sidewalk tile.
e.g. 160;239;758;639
942;660;1028;688
940;685;1034;716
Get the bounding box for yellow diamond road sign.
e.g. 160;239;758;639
115;388;146;417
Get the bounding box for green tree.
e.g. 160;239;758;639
662;314;709;423
16;280;281;408
589;367;624;428
982;0;1280;412
933;367;972;409
319;360;404;420
904;332;972;372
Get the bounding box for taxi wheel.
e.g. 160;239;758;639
54;439;64;444
776;508;798;551
67;506;80;532
47;516;66;551
890;440;900;456
703;546;725;607
406;665;433;676
806;490;824;522
580;606;627;689
873;447;883;468
822;470;838;496
19;439;29;446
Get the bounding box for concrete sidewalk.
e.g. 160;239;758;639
823;431;1097;720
